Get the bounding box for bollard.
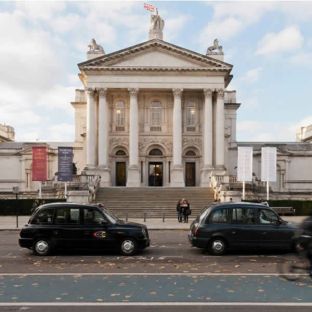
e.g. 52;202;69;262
162;213;165;222
144;212;146;222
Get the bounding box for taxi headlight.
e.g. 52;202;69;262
141;228;148;238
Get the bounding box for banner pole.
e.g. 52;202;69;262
39;182;42;199
266;181;269;201
64;182;67;199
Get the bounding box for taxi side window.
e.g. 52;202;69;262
233;208;257;224
31;208;54;225
259;209;278;225
83;208;106;225
208;208;229;224
55;207;80;224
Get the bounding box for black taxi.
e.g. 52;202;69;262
19;202;150;256
189;202;300;255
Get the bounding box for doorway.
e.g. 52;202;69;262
116;162;126;186
148;162;163;186
185;162;196;186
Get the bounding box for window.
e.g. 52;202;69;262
186;102;197;131
259;209;278;225
232;208;257;224
115;101;125;131
209;208;229;224
150;101;162;131
55;207;80;225
116;150;126;156
31;208;54;225
83;208;106;225
149;149;163;156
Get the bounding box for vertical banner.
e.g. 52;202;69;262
237;147;253;182
58;147;73;182
32;146;47;181
261;147;277;182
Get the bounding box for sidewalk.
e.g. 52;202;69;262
0;215;306;230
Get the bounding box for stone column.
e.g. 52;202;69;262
201;88;213;186
171;88;184;187
127;88;140;187
215;89;225;169
98;88;111;186
86;88;97;168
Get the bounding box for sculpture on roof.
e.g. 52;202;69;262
88;38;105;54
206;39;224;55
149;12;164;40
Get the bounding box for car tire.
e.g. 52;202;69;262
120;238;137;256
33;239;51;256
209;238;227;255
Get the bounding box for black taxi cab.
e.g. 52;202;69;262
19;202;150;256
189;202;300;255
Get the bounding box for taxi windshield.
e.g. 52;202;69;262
99;207;120;224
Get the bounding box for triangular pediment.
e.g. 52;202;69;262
79;40;232;72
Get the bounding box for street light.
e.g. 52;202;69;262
12;186;19;228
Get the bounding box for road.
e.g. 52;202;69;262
0;230;311;311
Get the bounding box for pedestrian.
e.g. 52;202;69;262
181;199;191;223
176;199;184;223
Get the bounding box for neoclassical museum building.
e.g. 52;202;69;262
72;14;239;188
0;13;312;198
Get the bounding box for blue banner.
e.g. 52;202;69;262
58;147;73;181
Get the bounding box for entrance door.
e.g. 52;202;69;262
148;162;163;187
116;162;126;186
185;162;196;186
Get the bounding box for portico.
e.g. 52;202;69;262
82;84;227;187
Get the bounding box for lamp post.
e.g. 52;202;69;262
12;186;19;228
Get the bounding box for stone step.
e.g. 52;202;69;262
95;187;215;218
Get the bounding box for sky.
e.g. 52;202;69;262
0;0;312;143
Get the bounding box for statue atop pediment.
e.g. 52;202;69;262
87;38;105;60
88;38;105;53
206;39;224;55
149;13;164;40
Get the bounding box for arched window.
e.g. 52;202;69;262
116;150;126;156
149;148;163;156
150;101;162;132
185;150;196;157
115;101;125;131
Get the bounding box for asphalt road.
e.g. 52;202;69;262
0;230;311;311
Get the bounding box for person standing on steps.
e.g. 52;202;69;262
182;198;191;223
176;199;184;223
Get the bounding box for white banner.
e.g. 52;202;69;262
237;146;253;182
261;147;277;182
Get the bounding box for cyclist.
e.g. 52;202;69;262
300;215;312;276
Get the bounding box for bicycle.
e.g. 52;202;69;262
278;234;312;282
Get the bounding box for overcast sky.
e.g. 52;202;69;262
1;0;312;142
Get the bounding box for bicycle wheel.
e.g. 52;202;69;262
278;257;309;281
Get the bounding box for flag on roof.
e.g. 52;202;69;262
144;3;156;13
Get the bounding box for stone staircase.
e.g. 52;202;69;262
95;187;215;219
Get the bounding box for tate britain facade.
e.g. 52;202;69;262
0;13;312;197
72;15;239;188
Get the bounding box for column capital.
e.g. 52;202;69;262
128;88;139;96
203;88;213;97
217;88;225;98
85;87;95;95
172;88;183;98
98;88;108;96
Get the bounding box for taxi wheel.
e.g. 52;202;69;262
33;239;51;256
209;238;227;255
120;238;137;256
